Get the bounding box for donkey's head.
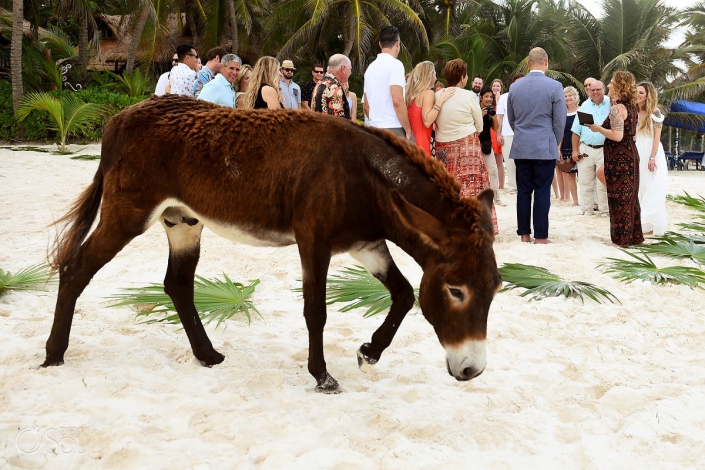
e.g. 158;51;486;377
390;189;501;381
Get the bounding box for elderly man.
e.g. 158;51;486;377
571;79;611;217
507;47;566;244
197;54;241;108
311;54;352;119
582;77;596;104
280;59;301;109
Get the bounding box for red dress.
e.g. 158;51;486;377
408;101;432;157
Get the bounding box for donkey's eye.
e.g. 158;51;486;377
448;287;464;302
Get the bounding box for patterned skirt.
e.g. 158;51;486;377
604;140;644;247
436;133;498;234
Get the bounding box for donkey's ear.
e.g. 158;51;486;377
476;189;494;213
389;189;449;249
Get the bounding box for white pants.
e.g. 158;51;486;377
576;143;608;215
483;150;501;202
503;135;516;192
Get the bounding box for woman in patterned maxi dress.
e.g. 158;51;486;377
588;71;644;247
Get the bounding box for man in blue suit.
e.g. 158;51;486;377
507;47;566;244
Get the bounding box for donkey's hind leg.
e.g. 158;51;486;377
161;209;224;367
43;215;148;367
350;241;416;371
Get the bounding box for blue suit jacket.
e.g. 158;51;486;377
507;71;566;160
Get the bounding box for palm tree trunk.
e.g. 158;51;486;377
11;0;24;113
187;7;199;49
229;0;239;53
126;6;150;75
79;14;89;69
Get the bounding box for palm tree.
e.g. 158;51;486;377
11;0;24;113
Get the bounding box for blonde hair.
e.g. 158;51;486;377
491;78;503;92
233;64;252;93
637;81;658;135
610;71;637;106
406;61;435;106
563;86;579;104
241;56;280;109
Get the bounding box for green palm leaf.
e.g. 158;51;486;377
599;249;705;288
637;239;705;264
295;265;420;318
650;232;705;245
667;192;705;213
0;264;55;296
108;275;262;328
499;263;618;304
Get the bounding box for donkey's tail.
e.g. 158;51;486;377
49;167;104;274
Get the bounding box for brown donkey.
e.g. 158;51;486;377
45;95;501;393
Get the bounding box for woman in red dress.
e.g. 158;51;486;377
587;71;644;247
405;61;455;157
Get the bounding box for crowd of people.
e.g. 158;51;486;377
153;25;669;247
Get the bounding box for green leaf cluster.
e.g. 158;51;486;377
0;264;54;296
108;275;262;328
600;250;705;289
499;263;619;304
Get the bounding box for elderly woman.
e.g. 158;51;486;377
241;56;283;109
557;86;579;205
587;71;643;247
434;58;497;234
234;64;253;108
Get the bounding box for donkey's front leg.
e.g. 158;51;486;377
350;242;416;371
298;242;338;393
162;215;224;367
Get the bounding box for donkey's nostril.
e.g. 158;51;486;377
462;366;484;380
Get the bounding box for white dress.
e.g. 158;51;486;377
636;111;668;235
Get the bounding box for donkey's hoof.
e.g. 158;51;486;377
315;372;341;394
357;344;378;373
41;356;64;367
198;350;225;367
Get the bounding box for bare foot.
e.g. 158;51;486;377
520;234;532;243
572;203;579;206
534;238;551;244
643;231;653;235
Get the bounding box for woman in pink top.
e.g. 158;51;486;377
405;61;455;156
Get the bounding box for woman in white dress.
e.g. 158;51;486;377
636;82;667;235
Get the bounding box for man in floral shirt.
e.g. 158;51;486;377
170;44;199;96
312;54;351;119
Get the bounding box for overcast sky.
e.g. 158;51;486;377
575;0;697;47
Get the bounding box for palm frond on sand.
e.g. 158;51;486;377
667;192;705;213
0;264;54;296
637;239;705;264
650;232;705;245
295;265;420;318
676;221;705;232
108;275;261;328
499;263;619;304
599;249;705;288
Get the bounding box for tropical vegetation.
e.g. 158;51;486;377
0;0;703;144
0;264;54;296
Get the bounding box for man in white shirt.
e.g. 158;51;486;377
155;53;178;96
169;44;199;97
496;73;524;193
362;25;411;140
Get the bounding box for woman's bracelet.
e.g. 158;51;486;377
649;157;655;161
433;104;441;112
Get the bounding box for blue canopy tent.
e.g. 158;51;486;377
664;100;705;170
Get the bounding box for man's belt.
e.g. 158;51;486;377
583;143;604;149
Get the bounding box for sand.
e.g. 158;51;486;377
1;144;704;469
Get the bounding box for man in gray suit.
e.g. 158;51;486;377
507;47;566;244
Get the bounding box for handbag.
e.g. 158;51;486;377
557;158;577;173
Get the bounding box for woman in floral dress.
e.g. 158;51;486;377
587;71;644;247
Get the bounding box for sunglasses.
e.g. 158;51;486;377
283;68;295;72
313;70;324;74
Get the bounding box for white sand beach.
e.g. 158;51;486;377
1;144;704;469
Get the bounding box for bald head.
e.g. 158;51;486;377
527;47;549;71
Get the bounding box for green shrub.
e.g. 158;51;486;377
0;80;147;143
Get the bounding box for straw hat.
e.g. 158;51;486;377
281;60;296;70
